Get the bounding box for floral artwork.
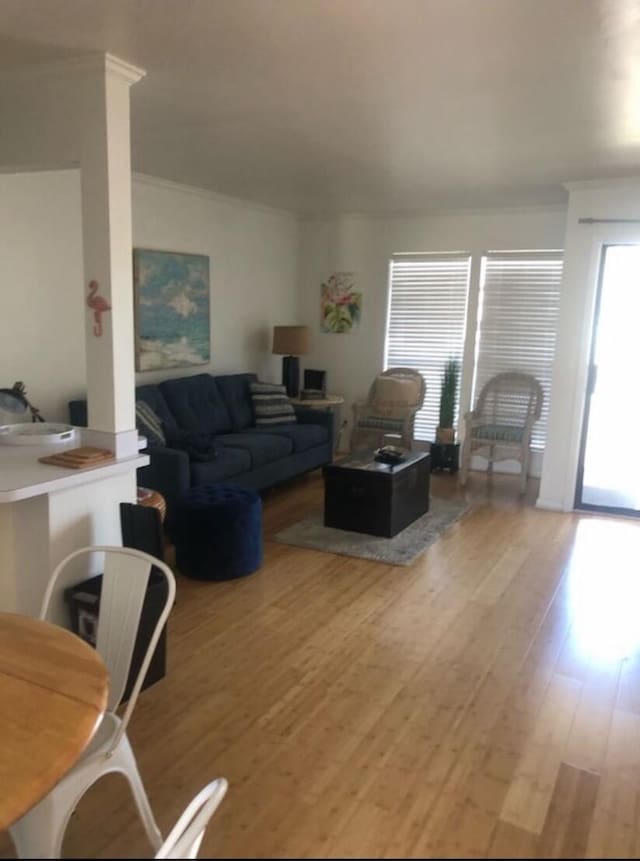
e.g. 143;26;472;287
133;249;210;371
320;272;362;333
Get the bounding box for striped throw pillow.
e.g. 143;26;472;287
250;382;297;426
135;400;166;448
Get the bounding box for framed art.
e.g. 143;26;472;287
133;248;210;371
320;271;362;333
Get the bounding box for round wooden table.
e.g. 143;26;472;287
0;612;109;830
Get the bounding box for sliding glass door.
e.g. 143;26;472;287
576;244;640;514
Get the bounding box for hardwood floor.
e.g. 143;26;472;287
3;470;640;858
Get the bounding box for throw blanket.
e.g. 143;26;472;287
166;429;219;462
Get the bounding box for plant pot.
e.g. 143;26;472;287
436;426;455;444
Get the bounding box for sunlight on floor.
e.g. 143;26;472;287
568;518;640;662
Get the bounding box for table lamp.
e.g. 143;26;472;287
0;381;45;422
272;326;310;397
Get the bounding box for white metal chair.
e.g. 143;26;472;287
9;545;176;860
155;778;228;859
460;371;543;494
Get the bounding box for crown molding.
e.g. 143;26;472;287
564;176;640;192
0;162;78;176
104;53;146;84
132;173;300;219
300;200;568;223
0;52;145;85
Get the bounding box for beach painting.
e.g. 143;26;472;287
133;249;210;371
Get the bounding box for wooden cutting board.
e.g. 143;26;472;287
39;446;114;469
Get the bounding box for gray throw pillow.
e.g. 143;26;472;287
250;381;297;426
135;400;166;448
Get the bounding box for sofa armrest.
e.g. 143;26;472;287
293;406;334;450
137;446;190;515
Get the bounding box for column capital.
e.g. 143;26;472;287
0;52;145;86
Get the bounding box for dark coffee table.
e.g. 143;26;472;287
322;449;430;538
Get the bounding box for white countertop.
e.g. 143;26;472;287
0;442;149;503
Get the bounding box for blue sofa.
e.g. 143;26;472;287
69;372;332;514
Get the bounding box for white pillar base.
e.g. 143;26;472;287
81;427;140;458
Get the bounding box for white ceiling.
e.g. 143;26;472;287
2;0;640;214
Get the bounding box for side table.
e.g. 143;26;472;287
290;394;344;454
137;486;167;522
430;441;460;473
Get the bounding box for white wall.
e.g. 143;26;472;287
298;206;567;469
539;179;640;511
0;170;300;422
0;170;85;424
132;175;300;387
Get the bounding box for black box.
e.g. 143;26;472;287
303;368;326;394
64;502;169;704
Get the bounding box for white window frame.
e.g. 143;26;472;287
384;252;473;443
383;248;563;456
472;249;564;451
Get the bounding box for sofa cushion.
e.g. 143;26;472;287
135;384;178;434
215;373;257;431
250;381;297;426
160;374;232;434
190;446;251;485
474;424;524;443
356;416;405;433
218;433;292;467
68;384;177;432
165;429;219;461
247;423;328;453
372;374;422;417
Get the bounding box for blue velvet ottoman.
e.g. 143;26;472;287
173;484;263;581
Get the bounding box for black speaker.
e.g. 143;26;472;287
304;369;326;394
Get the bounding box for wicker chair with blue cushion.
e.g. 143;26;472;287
350;368;426;451
460;372;543;494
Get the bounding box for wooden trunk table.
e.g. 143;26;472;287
323;449;430;537
0;612;109;830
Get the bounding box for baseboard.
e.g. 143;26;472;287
535;496;568;512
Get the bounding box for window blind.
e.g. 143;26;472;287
385;253;471;442
473;250;563;450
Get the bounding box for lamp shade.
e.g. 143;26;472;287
272;325;310;356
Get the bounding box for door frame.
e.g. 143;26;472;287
574;242;640;516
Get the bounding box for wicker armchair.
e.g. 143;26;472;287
460;372;543;494
350;368;426;451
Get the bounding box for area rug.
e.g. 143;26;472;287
272;497;470;566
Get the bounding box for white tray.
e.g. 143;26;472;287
0;423;77;446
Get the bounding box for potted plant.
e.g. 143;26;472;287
436;358;460;444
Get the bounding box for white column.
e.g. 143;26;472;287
79;55;145;457
0;54;149;619
457;252;482;442
538;179;640;511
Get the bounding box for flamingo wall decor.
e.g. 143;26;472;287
86;279;111;337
